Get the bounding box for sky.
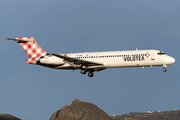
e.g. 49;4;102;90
0;0;179;120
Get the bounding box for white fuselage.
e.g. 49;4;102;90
6;37;175;77
39;49;175;70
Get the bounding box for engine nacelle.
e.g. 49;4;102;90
38;55;64;65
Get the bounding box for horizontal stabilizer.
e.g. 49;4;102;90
4;38;33;42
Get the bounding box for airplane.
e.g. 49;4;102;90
5;37;175;77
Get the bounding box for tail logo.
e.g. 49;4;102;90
18;37;47;58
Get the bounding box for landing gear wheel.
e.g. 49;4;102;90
81;69;86;74
88;72;94;77
163;68;167;72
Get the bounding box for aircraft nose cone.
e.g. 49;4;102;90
168;57;175;64
171;57;175;64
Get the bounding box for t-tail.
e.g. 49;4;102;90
4;37;47;64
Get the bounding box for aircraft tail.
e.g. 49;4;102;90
5;37;47;64
17;37;47;58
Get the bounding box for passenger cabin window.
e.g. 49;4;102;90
157;51;165;55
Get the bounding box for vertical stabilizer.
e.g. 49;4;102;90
5;37;47;64
17;37;47;58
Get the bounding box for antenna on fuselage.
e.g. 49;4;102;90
136;48;138;51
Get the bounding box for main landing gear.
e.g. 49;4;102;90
80;69;94;77
81;69;86;74
88;72;94;77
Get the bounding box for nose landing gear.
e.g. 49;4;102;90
163;65;167;72
163;68;167;72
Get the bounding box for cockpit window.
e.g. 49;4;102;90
157;51;165;55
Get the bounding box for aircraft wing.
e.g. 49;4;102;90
50;53;103;66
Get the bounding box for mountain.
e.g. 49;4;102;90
0;113;20;120
50;99;180;120
50;99;113;120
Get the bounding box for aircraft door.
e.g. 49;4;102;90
151;54;155;60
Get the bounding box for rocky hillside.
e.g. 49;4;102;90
110;110;180;120
0;113;20;120
50;99;113;120
50;99;180;120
